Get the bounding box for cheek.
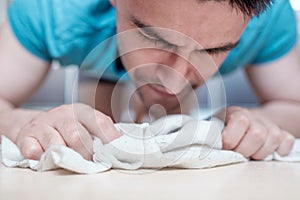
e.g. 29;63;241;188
212;53;229;67
120;50;159;83
201;53;229;76
189;52;227;82
120;49;168;72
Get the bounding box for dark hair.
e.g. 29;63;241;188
199;0;273;16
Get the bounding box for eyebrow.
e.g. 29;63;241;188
130;15;240;54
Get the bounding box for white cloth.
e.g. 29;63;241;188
1;115;300;174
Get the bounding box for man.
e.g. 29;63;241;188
0;0;299;161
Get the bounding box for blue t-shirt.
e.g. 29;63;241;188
7;0;298;81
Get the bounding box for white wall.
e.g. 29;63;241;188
0;0;7;23
26;65;78;108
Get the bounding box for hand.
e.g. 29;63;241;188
220;106;295;160
15;103;121;160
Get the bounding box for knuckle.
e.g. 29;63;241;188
22;123;37;131
222;132;236;149
28;120;42;127
228;112;248;123
22;145;41;159
31;112;48;123
22;120;44;132
29;115;45;124
227;113;238;121
75;103;93;113
223;141;236;150
285;134;295;146
49;104;72;114
62;120;78;133
250;128;267;142
269;127;282;143
97;114;113;126
276;133;295;156
61;121;83;146
68;131;82;146
236;114;250;126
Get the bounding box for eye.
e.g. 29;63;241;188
137;31;177;50
204;46;233;56
205;49;222;56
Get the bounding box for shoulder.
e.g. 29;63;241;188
8;0;116;63
249;0;297;64
220;0;297;74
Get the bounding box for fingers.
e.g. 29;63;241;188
74;105;122;143
234;124;267;158
93;110;122;143
251;127;282;159
226;125;295;160
49;104;121;143
55;120;93;160
223;122;295;160
276;131;295;156
15;103;121;161
30;124;66;150
17;123;66;160
221;107;295;160
234;122;267;157
222;114;250;149
18;136;43;160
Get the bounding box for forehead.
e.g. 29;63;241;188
121;0;249;47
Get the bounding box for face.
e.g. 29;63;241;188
110;0;250;113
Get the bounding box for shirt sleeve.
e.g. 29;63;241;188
253;0;298;64
7;0;52;61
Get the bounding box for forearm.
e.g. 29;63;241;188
252;100;300;138
0;98;42;142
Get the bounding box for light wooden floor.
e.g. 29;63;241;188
1;160;299;200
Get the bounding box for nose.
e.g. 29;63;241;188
172;53;191;78
156;53;193;95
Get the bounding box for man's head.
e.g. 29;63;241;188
199;0;272;16
109;0;272;113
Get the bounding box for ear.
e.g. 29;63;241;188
109;0;116;7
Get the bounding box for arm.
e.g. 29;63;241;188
246;46;300;137
0;17;51;140
0;18;121;160
220;46;300;159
